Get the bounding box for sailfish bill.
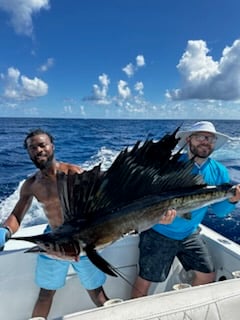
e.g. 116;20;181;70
12;127;236;277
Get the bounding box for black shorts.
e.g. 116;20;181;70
138;228;214;282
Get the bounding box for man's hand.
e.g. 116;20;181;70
229;184;240;203
159;209;177;224
0;227;11;249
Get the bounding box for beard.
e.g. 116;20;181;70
31;153;54;170
189;143;213;159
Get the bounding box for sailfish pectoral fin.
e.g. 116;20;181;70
85;245;118;277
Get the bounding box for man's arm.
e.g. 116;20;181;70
0;179;34;244
3;194;33;233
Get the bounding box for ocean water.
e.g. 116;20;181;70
0;118;240;243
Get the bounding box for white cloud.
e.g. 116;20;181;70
63;105;73;114
80;105;86;116
84;55;146;112
134;81;144;95
166;39;240;101
0;0;50;36
92;73;110;101
21;75;48;97
122;54;146;77
1;67;48;101
84;57;147;116
118;80;131;99
84;73;111;105
38;58;55;72
99;73;110;87
136;55;145;67
122;63;134;77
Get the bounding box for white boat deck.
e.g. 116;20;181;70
55;278;240;320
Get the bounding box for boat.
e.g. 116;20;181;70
1;223;240;320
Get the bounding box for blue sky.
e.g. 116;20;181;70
0;0;240;119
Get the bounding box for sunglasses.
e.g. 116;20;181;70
190;134;217;144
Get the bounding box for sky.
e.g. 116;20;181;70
0;0;240;119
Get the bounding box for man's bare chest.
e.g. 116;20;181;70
32;179;59;204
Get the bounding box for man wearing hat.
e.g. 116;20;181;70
132;121;240;298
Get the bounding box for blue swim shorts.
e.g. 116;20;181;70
35;254;107;290
35;225;106;290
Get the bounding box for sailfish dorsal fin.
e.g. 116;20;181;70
56;127;206;224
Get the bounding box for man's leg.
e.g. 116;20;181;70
73;256;108;306
179;231;216;286
131;275;151;298
192;270;215;286
87;286;109;306
32;288;56;318
132;230;177;299
33;254;69;318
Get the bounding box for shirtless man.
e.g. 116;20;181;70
0;129;108;319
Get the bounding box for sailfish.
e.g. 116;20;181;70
12;127;235;276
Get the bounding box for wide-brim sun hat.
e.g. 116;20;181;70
176;121;231;150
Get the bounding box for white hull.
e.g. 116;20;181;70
1;224;240;320
58;279;240;320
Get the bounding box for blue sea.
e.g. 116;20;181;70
0;118;240;243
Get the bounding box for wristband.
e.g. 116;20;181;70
2;226;12;240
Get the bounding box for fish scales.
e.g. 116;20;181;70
71;184;234;249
